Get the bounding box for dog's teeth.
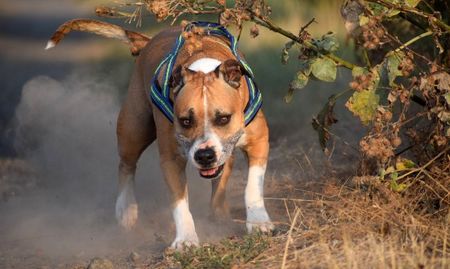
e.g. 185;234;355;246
45;40;55;50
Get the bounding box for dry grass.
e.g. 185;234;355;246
250;176;449;269
159;169;449;269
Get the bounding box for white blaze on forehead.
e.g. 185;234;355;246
203;85;208;130
188;58;222;74
187;58;226;168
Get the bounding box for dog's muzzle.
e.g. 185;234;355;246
194;147;216;166
176;129;244;179
193;147;224;179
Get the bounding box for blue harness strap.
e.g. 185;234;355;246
150;21;262;126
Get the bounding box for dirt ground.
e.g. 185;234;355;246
0;143;319;269
2;151;448;269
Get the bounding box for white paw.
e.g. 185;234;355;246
246;207;274;233
171;233;199;250
115;190;138;230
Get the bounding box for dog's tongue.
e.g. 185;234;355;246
199;167;218;177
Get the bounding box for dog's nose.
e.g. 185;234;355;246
194;147;216;166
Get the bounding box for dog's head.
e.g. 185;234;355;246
172;58;246;179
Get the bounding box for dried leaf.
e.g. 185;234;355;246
420;71;450;93
284;88;295;103
312;95;339;151
250;24;259;38
437;111;450;122
281;40;295;65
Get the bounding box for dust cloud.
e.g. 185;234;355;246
0;69;248;267
0;70;177;265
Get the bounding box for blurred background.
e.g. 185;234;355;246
0;0;365;267
0;0;363;156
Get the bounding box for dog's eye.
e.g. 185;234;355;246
179;118;193;129
215;115;231;126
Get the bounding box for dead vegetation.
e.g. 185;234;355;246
155;170;448;269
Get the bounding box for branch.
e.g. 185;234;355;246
366;0;450;32
393;30;433;53
251;15;357;70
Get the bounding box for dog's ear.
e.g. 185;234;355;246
170;66;196;95
169;65;183;90
215;59;246;89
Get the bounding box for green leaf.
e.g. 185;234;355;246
311;57;337;82
390;172;407;192
291;71;309;89
445;93;450;105
386;51;405;86
285;61;312;103
345;90;380;125
405;0;421;7
313;32;339;53
387;0;421;16
312;94;339;152
368;0;421;17
352;66;368;78
395;159;415;171
359;15;370;26
367;2;387;15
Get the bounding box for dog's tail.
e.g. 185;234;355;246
45;19;151;56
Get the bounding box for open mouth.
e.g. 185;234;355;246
198;164;225;179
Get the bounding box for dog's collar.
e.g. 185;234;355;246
149;21;262;126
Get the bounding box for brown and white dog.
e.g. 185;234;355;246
47;19;273;249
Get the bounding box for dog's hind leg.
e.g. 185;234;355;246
116;69;156;230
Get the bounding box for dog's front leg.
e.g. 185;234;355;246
210;156;234;220
160;155;199;249
242;136;274;233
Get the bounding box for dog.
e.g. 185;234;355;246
47;19;273;249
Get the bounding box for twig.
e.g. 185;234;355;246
397;147;449;181
393;31;433;53
265;197;323;202
281;208;301;269
298;18;316;36
366;0;450;32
